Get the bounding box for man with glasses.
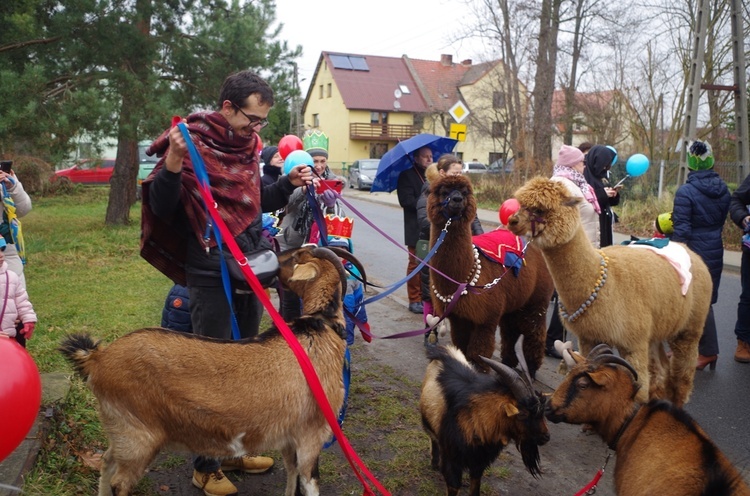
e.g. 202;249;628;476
141;70;313;496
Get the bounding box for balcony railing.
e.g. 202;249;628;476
349;123;420;141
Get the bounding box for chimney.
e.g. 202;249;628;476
461;59;472;66
440;54;453;66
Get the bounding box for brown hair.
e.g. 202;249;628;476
578;142;593;154
436;154;461;173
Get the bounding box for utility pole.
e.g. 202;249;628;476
680;0;749;183
679;0;708;185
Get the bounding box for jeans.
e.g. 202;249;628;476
736;247;750;343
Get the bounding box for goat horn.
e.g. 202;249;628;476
479;355;537;406
592;354;639;382
311;247;348;297
587;343;614;359
513;335;534;386
325;246;368;287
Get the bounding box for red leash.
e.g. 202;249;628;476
574;452;610;496
198;183;389;496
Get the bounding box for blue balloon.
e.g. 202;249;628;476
283;150;313;174
626;154;649;177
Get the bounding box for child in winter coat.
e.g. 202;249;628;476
0;238;36;341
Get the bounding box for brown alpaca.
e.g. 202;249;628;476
426;175;554;377
508;176;712;406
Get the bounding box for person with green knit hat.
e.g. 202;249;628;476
672;139;730;371
687;140;715;170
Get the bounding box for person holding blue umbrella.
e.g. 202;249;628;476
397;146;433;313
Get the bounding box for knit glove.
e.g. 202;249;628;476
321;189;337;208
20;322;35;339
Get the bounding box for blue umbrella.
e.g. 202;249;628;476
371;134;458;193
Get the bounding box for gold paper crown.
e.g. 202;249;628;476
303;129;329;155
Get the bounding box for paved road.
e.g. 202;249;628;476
340;188;750;480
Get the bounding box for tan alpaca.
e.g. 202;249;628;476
508;177;712;406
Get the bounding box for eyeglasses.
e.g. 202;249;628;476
231;102;269;129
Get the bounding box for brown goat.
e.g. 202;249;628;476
59;246;359;496
509;177;712;406
420;343;549;496
546;344;750;496
426;174;554;376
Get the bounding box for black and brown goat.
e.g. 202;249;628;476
59;246;363;496
426;174;554;377
420;343;549;496
546;344;750;496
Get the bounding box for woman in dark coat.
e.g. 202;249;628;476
584;145;621;247
260;145;283;187
671;140;730;370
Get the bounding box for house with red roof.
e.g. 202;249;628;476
302;51;527;171
551;89;639;157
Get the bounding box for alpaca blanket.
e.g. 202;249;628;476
626;240;693;295
473;228;525;276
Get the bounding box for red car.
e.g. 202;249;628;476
54;158;115;184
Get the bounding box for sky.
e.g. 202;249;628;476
274;0;487;96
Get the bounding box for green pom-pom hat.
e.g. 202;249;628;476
687;140;714;171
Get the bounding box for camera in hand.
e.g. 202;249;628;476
0;161;12;174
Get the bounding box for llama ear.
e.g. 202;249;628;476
563;195;582;208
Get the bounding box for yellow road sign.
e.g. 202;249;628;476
450;123;467;142
448;101;470;123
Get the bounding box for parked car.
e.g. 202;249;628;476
348;159;380;190
53;158;116;184
137;145;159;200
488;158;515;174
462;161;488;173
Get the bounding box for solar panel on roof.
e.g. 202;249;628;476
350;56;369;71
330;54;353;69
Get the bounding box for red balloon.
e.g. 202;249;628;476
0;339;41;463
499;198;521;225
278;135;304;160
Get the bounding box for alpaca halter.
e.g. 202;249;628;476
432;246;482;303
525;208;547;237
440;189;465;221
558;250;609;323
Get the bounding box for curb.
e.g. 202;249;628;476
0;373;71;495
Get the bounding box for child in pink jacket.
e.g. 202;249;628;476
0;238;36;341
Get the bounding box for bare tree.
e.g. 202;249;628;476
532;0;563;165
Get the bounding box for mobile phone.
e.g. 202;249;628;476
0;161;12;174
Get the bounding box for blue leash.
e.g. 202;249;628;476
177;123;242;340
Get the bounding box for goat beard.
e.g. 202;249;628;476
517;440;542;478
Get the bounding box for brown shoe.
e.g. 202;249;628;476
220;455;274;474
735;340;750;363
192;469;238;496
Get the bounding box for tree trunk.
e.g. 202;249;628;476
105;93;140;225
532;0;562;166
105;0;152;225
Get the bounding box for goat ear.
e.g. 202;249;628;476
587;369;614;388
502;403;519;417
289;262;319;282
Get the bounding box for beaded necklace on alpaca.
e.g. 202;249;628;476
558;250;609;323
432;247;482;303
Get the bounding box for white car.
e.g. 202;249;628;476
462;161;488;173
